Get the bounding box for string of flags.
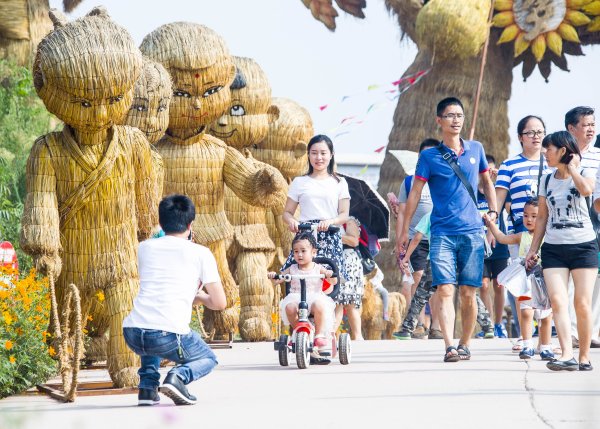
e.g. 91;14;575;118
316;69;430;176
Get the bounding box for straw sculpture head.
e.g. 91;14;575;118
139;22;236;133
33;7;143;133
208;56;279;150
251;97;313;181
415;0;491;61
124;58;172;144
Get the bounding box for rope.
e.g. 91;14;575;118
469;0;496;141
194;305;209;339
48;274;83;402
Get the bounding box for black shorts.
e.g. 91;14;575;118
541;240;599;270
409;240;429;272
483;258;509;280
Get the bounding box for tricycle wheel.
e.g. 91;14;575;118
278;334;290;367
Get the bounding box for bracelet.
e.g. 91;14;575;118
487;210;498;217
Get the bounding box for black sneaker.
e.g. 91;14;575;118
160;373;197;405
392;330;411;340
546;358;579;372
138;388;160;406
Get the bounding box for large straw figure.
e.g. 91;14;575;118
20;7;159;387
251;98;313;271
208;57;281;341
140;23;287;337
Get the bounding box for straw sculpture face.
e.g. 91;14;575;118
124;59;172;144
252;97;313;181
33;8;142;132
208;57;278;150
139;22;236;133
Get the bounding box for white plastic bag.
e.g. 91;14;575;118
529;266;551;310
497;260;530;301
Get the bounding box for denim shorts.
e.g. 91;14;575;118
429;232;484;287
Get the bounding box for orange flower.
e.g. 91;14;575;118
5;340;13;350
9;355;16;364
3;311;13;325
48;346;56;356
87;315;93;322
95;291;105;302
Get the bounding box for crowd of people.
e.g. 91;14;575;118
121;99;600;408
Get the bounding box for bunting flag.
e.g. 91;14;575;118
358;165;369;175
374;145;386;153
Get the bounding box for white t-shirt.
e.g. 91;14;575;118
581;146;600;173
123;236;220;334
288;175;350;221
538;169;596;245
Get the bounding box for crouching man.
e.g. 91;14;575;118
123;194;226;406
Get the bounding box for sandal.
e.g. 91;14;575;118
512;338;523;353
444;346;460;362
457;344;471;361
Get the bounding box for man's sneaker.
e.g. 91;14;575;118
519;347;535;359
475;330;485;338
428;328;443;340
160;373;197;405
539;349;555;361
138;388;160;406
484;327;494;339
392;330;411;340
494;323;508;338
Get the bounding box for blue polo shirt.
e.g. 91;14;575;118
415;140;488;235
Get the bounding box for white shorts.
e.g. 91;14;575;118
279;292;335;332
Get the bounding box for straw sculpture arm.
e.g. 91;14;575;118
131;130;161;240
223;146;287;209
20;137;62;276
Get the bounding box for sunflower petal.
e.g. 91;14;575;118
568;0;593;9
582;1;600;15
546;31;563;56
588;16;600;31
531;34;547;62
494;0;513;11
566;10;592;25
498;24;520;44
514;32;531;57
492;11;514;27
558;23;581;42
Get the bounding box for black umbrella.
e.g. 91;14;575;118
338;173;390;240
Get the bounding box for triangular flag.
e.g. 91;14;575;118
374;145;386;153
319;105;328;111
368;84;380;91
358;165;369;175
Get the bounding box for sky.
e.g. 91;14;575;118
49;0;600;159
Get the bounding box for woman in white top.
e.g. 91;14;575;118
282;134;350;288
526;131;597;372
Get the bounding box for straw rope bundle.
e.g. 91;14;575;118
209;57;282;341
415;0;492;61
141;23;286;337
251;98;313;271
0;0;54;66
21;7;160;387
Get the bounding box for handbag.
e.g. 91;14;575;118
437;144;492;258
355;242;376;275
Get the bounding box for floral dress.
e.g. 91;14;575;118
336;219;364;308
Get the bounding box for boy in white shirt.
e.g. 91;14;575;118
123;194;226;406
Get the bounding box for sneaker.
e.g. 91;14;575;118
494;323;507;338
160;373;197;405
428;328;443;340
539;349;555;361
392;330;412;340
475;330;485;339
138;388;160;406
484;327;494;339
519;347;535;359
313;337;328;348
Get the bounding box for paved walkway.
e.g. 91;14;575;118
1;339;599;429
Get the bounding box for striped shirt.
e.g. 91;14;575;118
496;154;552;224
581;146;600;173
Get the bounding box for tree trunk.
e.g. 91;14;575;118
376;34;514;292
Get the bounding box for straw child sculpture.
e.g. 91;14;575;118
251;97;313;272
140;23;287;338
208;57;283;341
20;7;160;387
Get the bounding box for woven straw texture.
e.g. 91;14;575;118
415;0;491;61
21;7;159;387
251;97;313;270
211;57;282;341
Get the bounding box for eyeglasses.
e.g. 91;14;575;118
440;113;464;120
521;130;545;138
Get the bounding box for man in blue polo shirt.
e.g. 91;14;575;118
399;97;498;362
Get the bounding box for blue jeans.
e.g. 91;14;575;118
123;327;218;390
429;232;484;287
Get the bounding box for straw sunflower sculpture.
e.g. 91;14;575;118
302;0;600;292
208;57;283;341
20;7;160;387
140;23;287;339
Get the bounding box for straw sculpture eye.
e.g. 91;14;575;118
174;90;191;98
109;95;124;104
131;104;147;112
158;104;168;112
202;86;223;97
230;105;245;116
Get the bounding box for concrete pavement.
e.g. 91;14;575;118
1;339;599;429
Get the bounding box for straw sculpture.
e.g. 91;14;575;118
251;97;313;272
21;7;160;388
415;0;491;61
0;0;53;66
361;273;404;340
208;57;282;341
140;23;287;338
